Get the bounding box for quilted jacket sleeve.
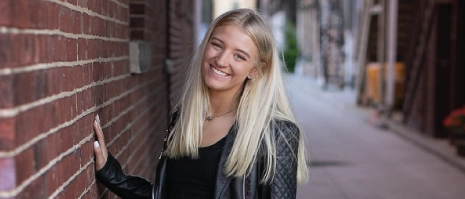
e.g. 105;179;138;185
271;121;299;199
95;153;153;199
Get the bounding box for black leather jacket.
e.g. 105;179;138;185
96;119;299;199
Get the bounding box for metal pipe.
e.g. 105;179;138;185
385;0;398;114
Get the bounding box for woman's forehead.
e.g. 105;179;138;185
210;25;258;54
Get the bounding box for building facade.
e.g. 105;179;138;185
0;0;198;198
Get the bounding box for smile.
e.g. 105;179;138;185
211;65;229;77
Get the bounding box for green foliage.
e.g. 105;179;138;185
283;21;299;73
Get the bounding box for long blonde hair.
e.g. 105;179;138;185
165;8;308;184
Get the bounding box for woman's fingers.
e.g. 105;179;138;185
94;115;108;158
93;115;108;170
93;141;106;170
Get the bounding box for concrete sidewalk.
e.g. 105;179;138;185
385;114;465;174
286;74;465;199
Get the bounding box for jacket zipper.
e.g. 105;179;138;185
152;186;155;199
242;174;246;199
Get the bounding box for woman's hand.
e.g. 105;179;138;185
93;115;108;171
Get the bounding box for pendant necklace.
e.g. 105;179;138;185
206;110;234;121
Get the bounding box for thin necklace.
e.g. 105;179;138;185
206;110;234;121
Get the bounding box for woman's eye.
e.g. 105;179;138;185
235;54;246;60
211;42;222;49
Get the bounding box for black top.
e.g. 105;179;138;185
166;136;226;199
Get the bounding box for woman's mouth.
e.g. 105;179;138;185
211;65;229;77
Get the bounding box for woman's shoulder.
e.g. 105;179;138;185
270;119;300;140
272;119;298;129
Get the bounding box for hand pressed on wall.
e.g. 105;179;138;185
93;115;108;171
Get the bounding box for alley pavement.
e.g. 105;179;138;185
287;75;465;199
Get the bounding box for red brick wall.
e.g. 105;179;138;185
0;0;194;198
167;0;195;104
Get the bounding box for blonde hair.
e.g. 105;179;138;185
165;8;308;184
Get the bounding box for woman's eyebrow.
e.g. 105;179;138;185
210;36;223;43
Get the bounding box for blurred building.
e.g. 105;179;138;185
400;0;465;139
213;0;257;18
296;0;465;155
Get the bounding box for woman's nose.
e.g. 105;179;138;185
216;51;229;67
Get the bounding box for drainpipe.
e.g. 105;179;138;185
385;0;398;115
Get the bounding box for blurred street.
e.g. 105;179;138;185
287;75;465;199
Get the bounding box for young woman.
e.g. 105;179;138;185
93;8;308;199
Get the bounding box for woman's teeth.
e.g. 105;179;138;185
212;66;228;76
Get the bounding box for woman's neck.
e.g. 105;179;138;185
207;90;237;115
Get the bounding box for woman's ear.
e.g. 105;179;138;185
248;62;265;80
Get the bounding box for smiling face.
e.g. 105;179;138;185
202;24;260;96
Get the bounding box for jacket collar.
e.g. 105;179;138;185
214;123;238;199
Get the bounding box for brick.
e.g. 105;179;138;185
0;118;15;151
53;96;76;124
0;0;10;26
13;71;48;106
86;39;97;59
60;67;77;92
0;74;13;109
79;139;94;165
68;169;86;198
58;5;75;33
15;106;47;146
32;36;44;64
56;126;74;157
0;157;16;191
83;164;96;192
76;88;93;115
0;34;13;69
91;39;102;58
48;2;60;30
9;0;29;28
73;13;83;35
65;38;78;62
32;129;59;170
16;34;33;66
46;68;61;97
105;21;115;38
90;17;102;35
50;36;68;62
94;17;105;37
45;166;61;198
108;0;116;18
14;147;34;187
72;118;92;145
36;35;49;63
27;0;46;29
77;38;88;60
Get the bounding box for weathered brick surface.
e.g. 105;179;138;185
167;0;194;104
0;0;194;198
